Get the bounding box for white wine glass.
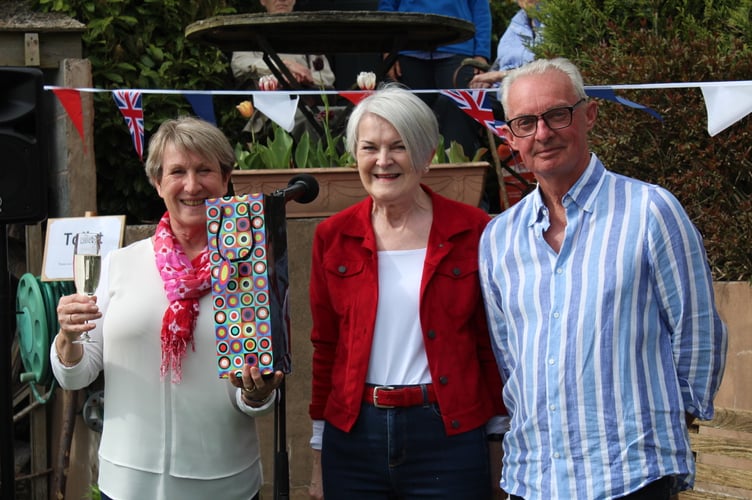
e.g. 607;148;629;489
72;231;102;344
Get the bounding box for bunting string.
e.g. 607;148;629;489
45;81;752;160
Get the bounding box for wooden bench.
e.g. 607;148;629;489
679;407;752;499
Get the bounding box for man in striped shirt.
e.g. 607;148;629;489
478;58;727;499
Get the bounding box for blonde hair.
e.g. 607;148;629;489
145;116;235;185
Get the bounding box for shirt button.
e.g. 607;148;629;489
553;312;560;319
549;404;556;411
554;452;560;459
427;330;436;339
548;358;555;365
451;420;460;429
439;376;448;385
557;268;563;274
452;267;461;276
337;265;346;273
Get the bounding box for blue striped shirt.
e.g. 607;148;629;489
479;154;727;499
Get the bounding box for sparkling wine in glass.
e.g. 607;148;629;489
72;231;102;344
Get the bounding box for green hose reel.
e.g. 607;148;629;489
16;273;75;403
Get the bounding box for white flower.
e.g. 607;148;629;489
356;71;376;90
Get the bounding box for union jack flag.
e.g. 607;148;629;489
113;90;145;160
440;89;506;138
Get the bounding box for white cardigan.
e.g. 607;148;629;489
51;238;273;500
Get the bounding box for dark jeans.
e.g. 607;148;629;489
322;402;491;499
509;475;671;500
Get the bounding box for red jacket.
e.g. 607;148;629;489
309;187;506;436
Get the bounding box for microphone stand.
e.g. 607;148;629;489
270;174;318;500
273;379;289;500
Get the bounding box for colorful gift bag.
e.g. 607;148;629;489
206;193;291;379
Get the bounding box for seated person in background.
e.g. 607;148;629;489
231;0;335;89
470;0;541;89
231;0;335;140
231;52;335;90
378;0;492;158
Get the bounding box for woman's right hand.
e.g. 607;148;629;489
309;449;324;500
56;293;101;341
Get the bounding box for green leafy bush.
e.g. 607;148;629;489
532;0;752;281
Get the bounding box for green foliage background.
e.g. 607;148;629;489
530;0;752;281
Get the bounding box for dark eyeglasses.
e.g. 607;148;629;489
507;98;587;138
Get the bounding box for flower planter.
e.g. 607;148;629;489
231;162;490;218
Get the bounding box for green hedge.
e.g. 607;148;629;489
532;0;752;281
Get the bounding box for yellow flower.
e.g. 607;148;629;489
236;100;254;118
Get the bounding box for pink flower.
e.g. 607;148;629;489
258;75;279;91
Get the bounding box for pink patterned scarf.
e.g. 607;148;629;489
154;212;212;383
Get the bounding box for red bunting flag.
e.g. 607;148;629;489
338;91;372;106
51;88;87;153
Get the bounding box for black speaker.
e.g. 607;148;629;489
0;67;48;224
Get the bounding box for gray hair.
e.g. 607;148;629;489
500;58;588;119
145;116;235;185
345;84;439;172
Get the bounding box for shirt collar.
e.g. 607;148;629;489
527;153;605;237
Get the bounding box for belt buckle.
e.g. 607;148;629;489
372;385;395;408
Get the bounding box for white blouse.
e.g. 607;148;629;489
51;238;273;500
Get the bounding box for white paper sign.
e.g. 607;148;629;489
42;216;126;281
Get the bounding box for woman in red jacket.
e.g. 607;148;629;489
308;85;507;500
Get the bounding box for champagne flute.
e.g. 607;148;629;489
72;231;102;344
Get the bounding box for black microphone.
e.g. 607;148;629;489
273;173;320;204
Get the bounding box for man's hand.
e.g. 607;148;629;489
283;59;314;84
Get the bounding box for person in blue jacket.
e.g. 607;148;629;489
470;0;542;89
379;0;492;158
